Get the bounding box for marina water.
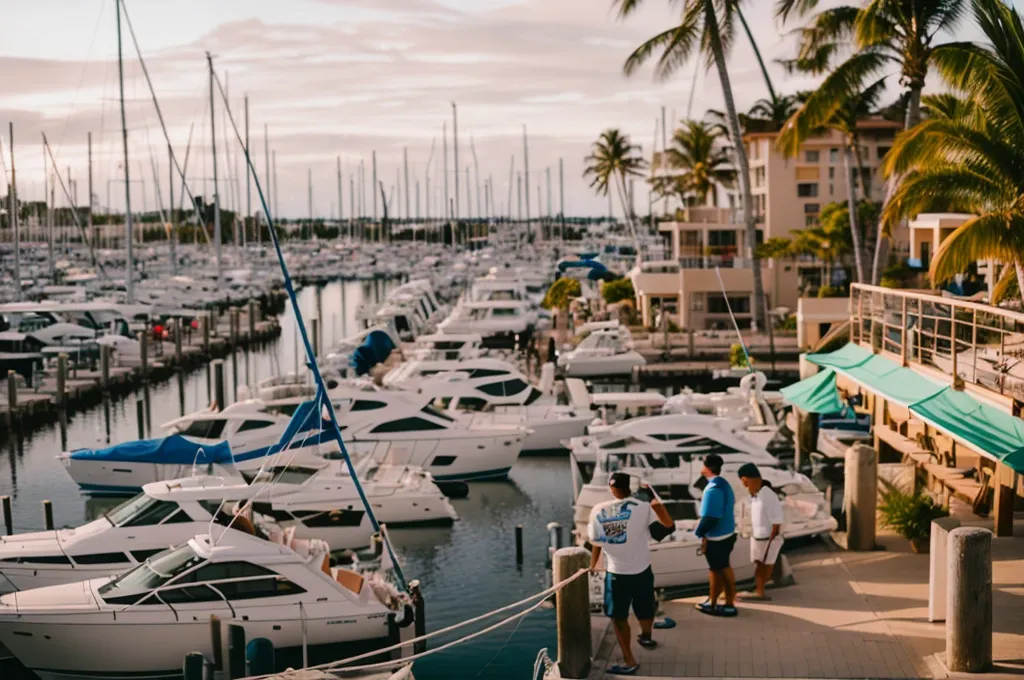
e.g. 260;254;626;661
0;280;569;680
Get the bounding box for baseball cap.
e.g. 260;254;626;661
609;472;631;491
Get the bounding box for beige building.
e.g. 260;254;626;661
634;119;904;330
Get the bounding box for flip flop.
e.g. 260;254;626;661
637;635;658;650
719;604;739;617
738;591;772;601
608;664;640;675
695;601;720;616
653;616;676;629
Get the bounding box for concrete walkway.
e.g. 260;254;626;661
588;520;1024;680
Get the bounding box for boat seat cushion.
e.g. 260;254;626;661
331;567;364;595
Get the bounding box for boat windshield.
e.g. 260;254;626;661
98;544;204;604
103;494;155;526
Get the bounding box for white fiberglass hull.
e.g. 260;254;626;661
560;351;646;378
472;410;590;453
349;432;525;482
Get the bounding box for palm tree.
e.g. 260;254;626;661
583;129;648;253
655;120;735;207
776;0;969;284
881;0;1024;303
778;77;888;283
614;0;768;330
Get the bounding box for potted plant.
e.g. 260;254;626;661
877;486;950;552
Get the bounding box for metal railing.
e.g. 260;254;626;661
850;283;1024;402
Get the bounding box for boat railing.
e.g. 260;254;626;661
850;283;1024;402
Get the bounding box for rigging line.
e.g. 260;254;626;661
474;599;530;678
52;0;107;158
42;133;107;275
243;567;590;679
118;0;211;247
209;66;407;593
714;265;753;373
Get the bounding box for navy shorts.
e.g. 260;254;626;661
704;534;736;571
604;567;656;621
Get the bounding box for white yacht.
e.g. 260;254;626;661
557;323;645;378
410;333;484;361
0;531;413;680
437;300;534;348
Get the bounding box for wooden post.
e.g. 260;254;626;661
174;319;183;366
410;579;426;655
210;616;223;672
247;300;256;341
56;353;68;406
137;331;149;381
182;652;205;680
101;344;111;390
226;623;246;680
688;328;695;359
515;524;524;565
928;516;961;622
202;313;211;354
553;546;591;679
946;527;992;673
992;463;1015;537
229;309;239;348
794;409;817;473
547;521;563;552
212;359;226;410
136;397;146;440
1;495;11;535
6;370;17;424
843;444;877;550
42;500;53;530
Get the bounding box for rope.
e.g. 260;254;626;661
241;567;588;680
207;67;407;592
715;266;754;374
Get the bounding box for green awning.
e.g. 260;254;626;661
807;342;873;370
843;355;946;407
780;368;843;414
910;389;1024;473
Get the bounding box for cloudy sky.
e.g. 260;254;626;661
0;0;976;219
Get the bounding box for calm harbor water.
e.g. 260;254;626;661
0;279;570;680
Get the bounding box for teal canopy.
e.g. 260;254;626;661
911;389;1024;473
780;368;843;414
844;356;946;407
807;342;873;370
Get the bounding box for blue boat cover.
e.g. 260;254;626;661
70;434;234;465
557;259;615;281
349;329;396;376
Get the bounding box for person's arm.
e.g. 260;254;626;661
694;486;722;539
768;493;784;540
590;544;603;572
645;486;673;529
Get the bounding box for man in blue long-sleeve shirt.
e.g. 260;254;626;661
693;454;738;616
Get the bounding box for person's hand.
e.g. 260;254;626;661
700;537;708;554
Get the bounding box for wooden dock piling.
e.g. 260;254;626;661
7;371;17;423
946;527;992;672
42;500;53;530
553;547;591;679
515;524;524;564
2;495;12;535
136;397;146;440
138;332;149;380
843;444;878;550
212;360;226;410
101;345;111;390
56;353;68;406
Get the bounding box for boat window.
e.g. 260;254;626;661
131;549;167;563
430;455;456;467
0;555;72;565
109;497;184;527
477;379;528;398
241;466;319;486
491;307;519;317
99;544;204;605
268;403;299;417
300;509;365;528
185;561;275;583
104;494;156;526
162;509;193;524
454;396;489;412
158;584;223;604
467;369;508;379
237;420;275;433
73;552;132;566
524;387;543;405
351;400;387;412
249;502;295;523
431;396;453;410
370;417;446;433
217;577;306;601
180;418;227;439
420;405;455;422
677;438;742;455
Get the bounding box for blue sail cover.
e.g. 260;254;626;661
70;434;234;465
557;259;614;281
349;329;396;376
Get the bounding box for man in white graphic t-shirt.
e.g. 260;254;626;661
588;472;673;676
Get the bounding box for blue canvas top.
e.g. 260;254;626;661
70;434;234;465
349;329;396;376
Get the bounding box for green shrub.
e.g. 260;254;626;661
728;343;753;368
775;315;797;332
601;278;635;305
542;278;582;310
817;284;841;298
877;487;949;542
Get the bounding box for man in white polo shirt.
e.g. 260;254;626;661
737;462;784;600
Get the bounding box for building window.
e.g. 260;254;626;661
690;293;705;312
828;167;835;179
804;203;820;214
829;183;834;197
797;183;819;198
829;148;839;164
707;294;751;315
877;146;891;160
805;214;819;226
805;150;820;163
754;167;766;188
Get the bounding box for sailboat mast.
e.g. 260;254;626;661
115;0;135;303
206;52;222;283
452;103;459;221
87;132;94;252
169;143;178;274
559;157;565;243
523;124;530;228
43;138;54;280
244;94;250;248
336;156;343;239
263;123;269;243
371;150;378;234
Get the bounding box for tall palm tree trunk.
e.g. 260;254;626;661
705;0;767;329
852;140;871;278
736;7;777;102
843;144;866;283
614;171;641;259
872;85;924;284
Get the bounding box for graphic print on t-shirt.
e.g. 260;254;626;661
595;500;636;545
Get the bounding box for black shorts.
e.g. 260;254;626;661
604;567;656;621
704;534;736;571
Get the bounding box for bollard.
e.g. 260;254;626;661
136;397;146;440
1;495;11;535
137;331;149;380
794;409;818;472
226;624;246;680
182;652;205;680
212;360;226;410
515;524;524;565
547;521;563;552
245;638;275;676
928;516;961;622
210;616;223;672
946;527;992;672
42;500;53;530
101;345;111;390
843;444;877;550
553;547;591;679
312;318;320;359
410;579;426;655
7;370;17;423
56;353;68;406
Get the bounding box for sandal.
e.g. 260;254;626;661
637;635;657;650
608;664;640;675
719;604;738;617
653;616;676;629
695;601;721;616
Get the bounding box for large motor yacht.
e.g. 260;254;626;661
556;322;645;378
0;531;414;680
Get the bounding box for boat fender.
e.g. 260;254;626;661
395;603;416;628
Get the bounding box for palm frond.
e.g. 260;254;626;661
855;0;900;49
991;263;1019;304
930;211;1024;284
775;0;824;24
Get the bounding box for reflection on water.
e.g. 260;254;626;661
0;279;577;680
